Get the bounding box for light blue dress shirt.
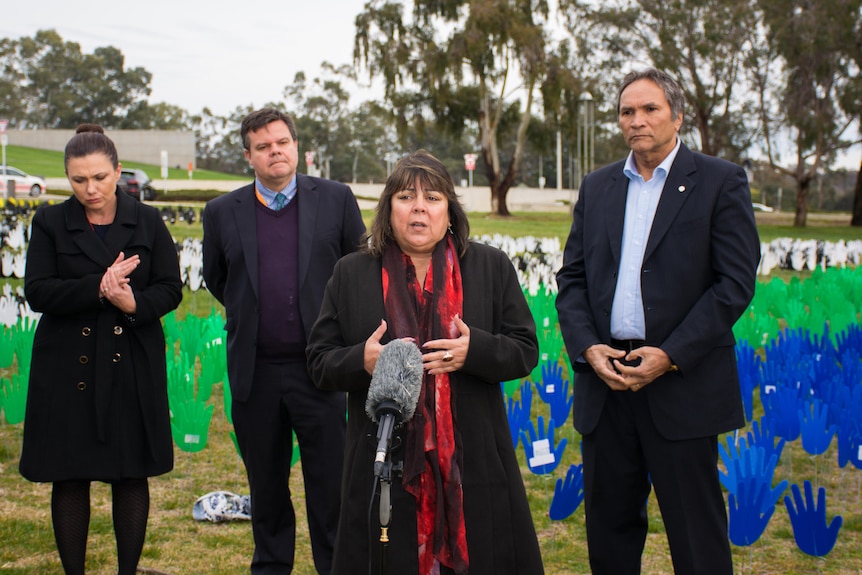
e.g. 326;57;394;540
256;175;297;209
610;139;682;340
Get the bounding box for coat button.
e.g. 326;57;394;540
79;355;89;364
112;353;122;363
82;326;92;336
77;382;87;391
114;325;123;335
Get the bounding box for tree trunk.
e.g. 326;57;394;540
794;177;810;227
491;181;512;216
851;157;862;226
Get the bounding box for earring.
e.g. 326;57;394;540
448;223;454;234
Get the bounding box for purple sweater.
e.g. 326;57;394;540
255;197;304;360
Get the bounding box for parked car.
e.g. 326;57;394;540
0;166;46;197
119;168;156;201
752;202;774;212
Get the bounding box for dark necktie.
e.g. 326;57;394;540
275;192;286;210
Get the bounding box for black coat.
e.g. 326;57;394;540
19;190;182;482
307;242;545;575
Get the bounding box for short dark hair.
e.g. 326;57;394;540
240;108;298;150
64;124;119;170
366;150;470;258
616;68;685;123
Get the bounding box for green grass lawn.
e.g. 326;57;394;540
1;163;862;573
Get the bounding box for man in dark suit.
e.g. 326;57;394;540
202;108;366;575
555;69;761;574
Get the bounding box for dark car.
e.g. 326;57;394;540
119;169;156;201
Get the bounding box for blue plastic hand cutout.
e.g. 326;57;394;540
549;463;584;520
534;361;573;427
764;384;802;441
799;399;837;456
520;415;568;475
746;417;786;467
784;481;843;557
729;478;776;546
506;380;533;447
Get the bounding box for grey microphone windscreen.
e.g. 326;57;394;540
365;338;424;423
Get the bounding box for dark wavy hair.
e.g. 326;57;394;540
64;124;119;170
616;68;686;123
240;108;298;150
365;150;470;258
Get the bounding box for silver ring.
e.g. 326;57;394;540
442;351;453;362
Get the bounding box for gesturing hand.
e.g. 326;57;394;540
422;314;470;375
363;320;388;375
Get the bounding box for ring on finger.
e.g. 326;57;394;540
442;351;453;362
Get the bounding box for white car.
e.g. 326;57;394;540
0;166;47;197
751;202;774;212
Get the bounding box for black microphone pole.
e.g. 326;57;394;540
378;458;392;575
374;400;401;575
365;339;424;575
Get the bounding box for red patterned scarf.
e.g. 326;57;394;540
382;235;469;574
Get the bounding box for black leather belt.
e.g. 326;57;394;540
610;339;646;353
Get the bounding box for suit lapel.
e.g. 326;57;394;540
644;145;696;260
296;174;317;289
233;184;261;299
604;168;629;265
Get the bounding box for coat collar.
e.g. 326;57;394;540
64;189;138;268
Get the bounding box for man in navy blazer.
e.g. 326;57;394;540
202;108;365;574
556;69;760;574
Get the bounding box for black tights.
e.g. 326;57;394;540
51;478;150;575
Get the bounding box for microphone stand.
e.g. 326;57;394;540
376;440;403;575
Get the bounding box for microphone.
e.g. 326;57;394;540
365;338;424;477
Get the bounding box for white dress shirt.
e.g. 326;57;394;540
610;139;682;340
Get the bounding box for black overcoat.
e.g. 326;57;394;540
307;242;545;575
19;190;182;482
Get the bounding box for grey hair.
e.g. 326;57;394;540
616;68;685;123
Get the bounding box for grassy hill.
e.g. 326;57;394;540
4;144;245;181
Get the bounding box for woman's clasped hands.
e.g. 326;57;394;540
99;251;140;313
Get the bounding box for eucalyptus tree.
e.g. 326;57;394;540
284;63;357;180
560;0;759;163
752;0;861;226
17;30;152;129
0;38;27;127
354;0;551;215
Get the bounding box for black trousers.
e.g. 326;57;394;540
232;359;346;575
581;387;733;575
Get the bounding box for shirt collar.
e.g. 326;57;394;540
255;175;298;208
623;137;682;182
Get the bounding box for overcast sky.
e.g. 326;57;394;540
3;0;367;116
